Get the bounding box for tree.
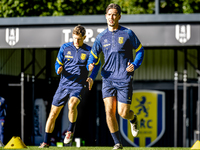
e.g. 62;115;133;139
111;0;200;14
111;0;155;14
0;0;200;17
160;0;200;13
0;0;111;17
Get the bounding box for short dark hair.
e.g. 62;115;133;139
106;3;121;15
73;25;86;37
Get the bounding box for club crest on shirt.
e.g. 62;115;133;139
118;37;124;44
80;53;86;60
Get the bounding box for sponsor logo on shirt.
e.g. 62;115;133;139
65;55;73;58
103;44;110;47
67;51;71;55
65;51;73;59
103;39;108;43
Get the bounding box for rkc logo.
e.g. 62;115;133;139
175;24;191;44
5;28;19;46
120;90;165;147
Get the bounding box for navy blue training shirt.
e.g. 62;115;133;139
55;42;100;88
87;25;144;82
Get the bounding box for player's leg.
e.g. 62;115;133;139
102;79;123;149
117;100;139;137
104;96;123;149
68;96;80;127
45;105;63;132
116;79;139;137
117;102;134;120
104;96;118;133
39;105;63;148
64;96;80;144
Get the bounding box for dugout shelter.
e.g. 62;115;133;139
0;7;200;147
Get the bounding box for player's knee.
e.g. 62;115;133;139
68;99;79;111
68;102;76;110
118;109;129;119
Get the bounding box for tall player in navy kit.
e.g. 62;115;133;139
39;25;100;148
87;3;144;149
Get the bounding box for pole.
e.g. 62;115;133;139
183;49;187;147
32;49;35;144
174;71;178;147
198;49;200;141
21;72;24;142
174;49;178;147
198;76;200;140
155;0;159;15
183;69;187;147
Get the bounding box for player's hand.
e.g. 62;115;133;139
126;62;134;72
86;77;94;90
57;66;63;74
88;63;95;71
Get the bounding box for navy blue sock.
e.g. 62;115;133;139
44;132;51;145
130;115;137;123
111;131;121;144
67;122;76;132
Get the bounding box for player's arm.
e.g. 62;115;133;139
86;38;102;90
128;30;144;71
133;44;144;70
89;58;101;80
86;36;102;72
55;45;64;75
86;61;101;90
86;59;101;90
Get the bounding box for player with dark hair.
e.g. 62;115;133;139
87;3;144;149
39;25;101;148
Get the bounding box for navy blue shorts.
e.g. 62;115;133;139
52;85;87;107
102;79;133;104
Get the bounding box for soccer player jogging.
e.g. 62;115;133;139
39;25;100;148
87;3;144;149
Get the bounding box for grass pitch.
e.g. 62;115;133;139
1;146;191;150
